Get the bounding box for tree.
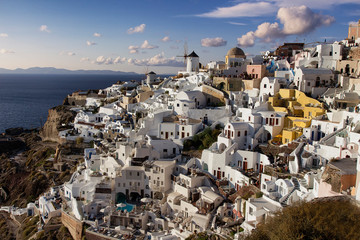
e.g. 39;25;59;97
245;197;360;240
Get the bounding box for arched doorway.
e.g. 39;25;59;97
115;192;126;204
129;192;141;202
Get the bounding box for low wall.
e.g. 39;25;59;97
61;210;83;240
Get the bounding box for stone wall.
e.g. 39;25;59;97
61;210;83;240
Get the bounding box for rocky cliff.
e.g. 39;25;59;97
40;105;76;143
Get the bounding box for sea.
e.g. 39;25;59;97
0;74;146;133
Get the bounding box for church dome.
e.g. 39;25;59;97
227;47;246;58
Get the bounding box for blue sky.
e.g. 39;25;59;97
0;0;359;74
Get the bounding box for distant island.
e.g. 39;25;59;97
0;67;139;75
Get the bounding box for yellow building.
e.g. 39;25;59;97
268;89;326;144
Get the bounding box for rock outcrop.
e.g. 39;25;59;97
40;105;76;143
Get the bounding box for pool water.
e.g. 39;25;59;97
116;203;134;212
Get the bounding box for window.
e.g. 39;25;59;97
123;183;125;187
129;182;132;186
138;182;140;186
161;169;164;173
129;172;132;176
244;130;247;136
137;172;140;176
238;131;240;137
249;116;251;121
177;104;179;107
187;133;190;137
161;131;163;135
275;118;279;125
170;132;173;136
249;207;253;214
307;82;311;86
182;127;185;130
264;84;267;88
163;149;167;153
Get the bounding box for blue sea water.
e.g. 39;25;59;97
0;74;145;133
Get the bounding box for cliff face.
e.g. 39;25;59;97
40;105;76;143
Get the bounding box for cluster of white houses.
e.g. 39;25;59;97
24;21;360;239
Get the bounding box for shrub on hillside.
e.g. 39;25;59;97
245;198;360;240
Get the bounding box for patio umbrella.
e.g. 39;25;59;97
117;203;127;209
141;197;152;203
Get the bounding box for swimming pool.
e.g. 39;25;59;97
116;203;134;212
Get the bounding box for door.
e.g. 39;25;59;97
165;132;168;139
217;171;221;179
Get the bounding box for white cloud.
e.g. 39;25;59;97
129;45;139;54
39;25;50;33
59;51;75;56
92;56;126;65
277;5;334;35
94;56;113;65
80;57;90;62
197;2;277;18
0;49;15;54
270;0;360;10
141;40;158;49
254;22;284;42
127;24;146;34
237;6;335;47
0;33;8;38
93;32;101;37
86;41;97;46
201;37;227;47
237;32;255;47
114;57;127;64
127;52;183;67
227;22;246;26
161;36;171;42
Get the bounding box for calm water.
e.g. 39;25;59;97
0;74;145;133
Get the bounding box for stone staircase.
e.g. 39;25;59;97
281;178;300;206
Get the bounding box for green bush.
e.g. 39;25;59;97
183;127;221;151
246;198;360;240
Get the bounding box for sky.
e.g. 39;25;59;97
0;0;359;74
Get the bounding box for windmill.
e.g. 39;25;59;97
143;66;149;78
176;41;188;69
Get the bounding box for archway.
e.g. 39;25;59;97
154;192;163;200
129;192;141;202
115;192;126;204
218;82;225;91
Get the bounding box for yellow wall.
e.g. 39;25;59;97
269;89;325;144
282;129;303;144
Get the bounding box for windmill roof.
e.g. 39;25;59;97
187;51;199;57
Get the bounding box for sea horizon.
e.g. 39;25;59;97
0;73;150;133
